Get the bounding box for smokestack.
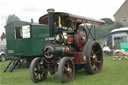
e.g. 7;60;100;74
47;8;55;37
31;18;33;23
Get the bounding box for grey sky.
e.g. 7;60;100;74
0;0;125;35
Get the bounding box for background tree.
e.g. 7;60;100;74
94;18;124;40
115;22;124;28
6;14;20;24
101;18;114;25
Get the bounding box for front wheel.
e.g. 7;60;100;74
58;57;75;83
30;57;48;83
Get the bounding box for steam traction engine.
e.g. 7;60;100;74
30;9;104;83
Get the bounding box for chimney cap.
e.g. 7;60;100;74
47;8;55;13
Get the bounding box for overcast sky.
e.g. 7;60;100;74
0;0;125;35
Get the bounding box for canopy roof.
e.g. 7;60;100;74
39;12;104;25
104;27;128;37
111;27;128;33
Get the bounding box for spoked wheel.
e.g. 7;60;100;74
30;57;48;83
83;41;103;74
58;57;75;83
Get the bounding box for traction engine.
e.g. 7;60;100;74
30;9;104;83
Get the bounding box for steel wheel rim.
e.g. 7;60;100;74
90;43;103;73
33;61;46;81
63;60;74;82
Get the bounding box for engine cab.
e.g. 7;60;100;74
39;9;104;63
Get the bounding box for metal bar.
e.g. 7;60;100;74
3;56;16;72
94;24;96;40
85;24;95;40
9;55;22;72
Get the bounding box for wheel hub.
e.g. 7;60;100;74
93;55;96;59
67;67;72;73
92;55;98;65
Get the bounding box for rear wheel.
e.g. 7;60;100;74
58;57;75;83
0;54;6;62
83;41;103;74
30;57;48;83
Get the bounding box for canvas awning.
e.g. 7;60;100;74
39;12;104;25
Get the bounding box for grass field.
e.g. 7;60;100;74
0;57;128;85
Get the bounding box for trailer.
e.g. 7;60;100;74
4;21;48;72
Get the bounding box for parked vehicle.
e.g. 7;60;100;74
30;9;104;83
0;45;7;62
103;27;128;55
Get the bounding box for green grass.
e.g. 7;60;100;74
0;57;128;85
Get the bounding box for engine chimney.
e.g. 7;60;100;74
47;8;55;37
